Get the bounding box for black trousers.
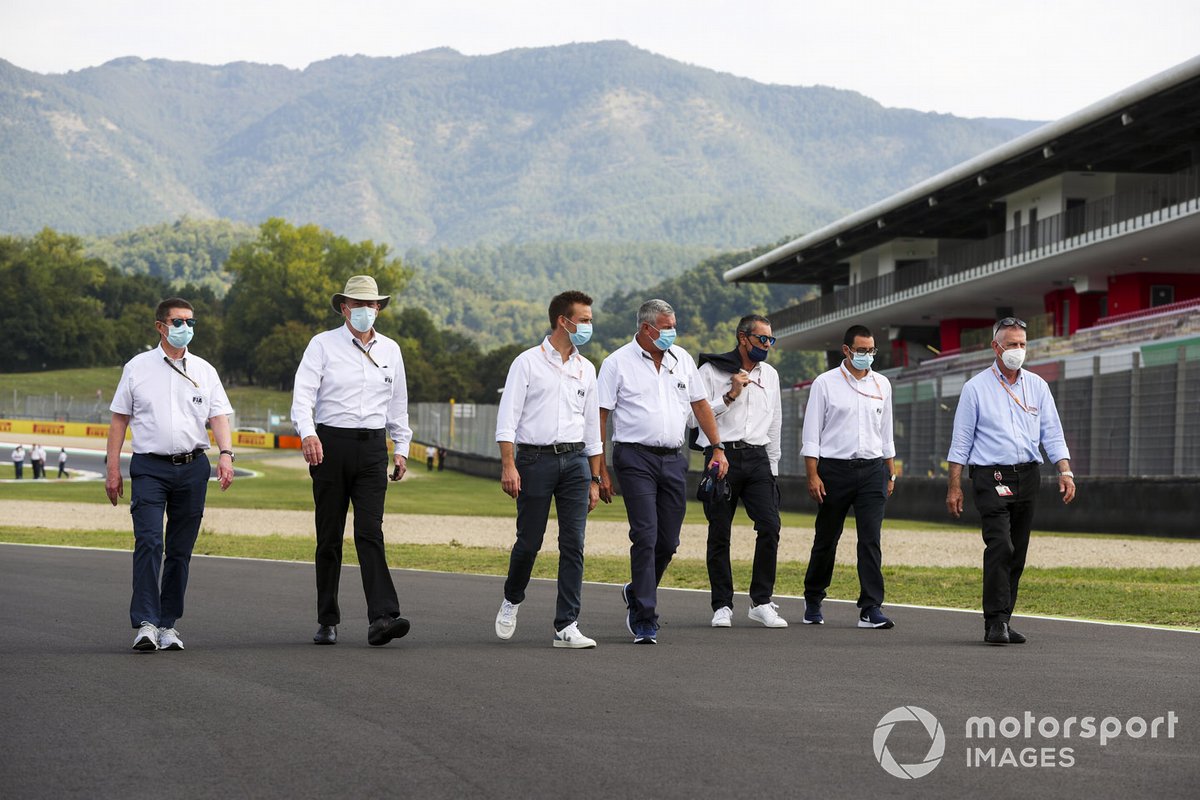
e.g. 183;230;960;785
703;447;780;611
804;458;888;609
971;463;1039;624
310;426;399;625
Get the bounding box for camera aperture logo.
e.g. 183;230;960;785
874;706;946;779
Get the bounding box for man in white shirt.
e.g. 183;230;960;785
291;275;412;648
30;443;45;479
493;291;604;649
696;314;785;629
106;298;236;652
801;324;897;629
10;445;25;479
597;299;728;644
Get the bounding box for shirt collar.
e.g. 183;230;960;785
541;336;578;364
342;324;377;347
157;343;188;362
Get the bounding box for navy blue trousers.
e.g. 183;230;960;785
128;453;209;628
503;448;590;631
804;458;888;609
612;443;688;628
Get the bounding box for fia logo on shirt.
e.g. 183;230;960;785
577;388;586;399
676;381;687;391
384;376;393;384
191;395;204;406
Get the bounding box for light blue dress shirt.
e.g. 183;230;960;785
947;361;1071;466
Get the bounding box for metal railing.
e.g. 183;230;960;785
772;164;1200;331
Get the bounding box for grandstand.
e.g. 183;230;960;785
726;56;1200;482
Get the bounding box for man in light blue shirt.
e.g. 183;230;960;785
946;317;1076;645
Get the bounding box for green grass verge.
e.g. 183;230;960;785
3;527;1196;629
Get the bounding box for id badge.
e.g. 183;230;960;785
995;484;1014;497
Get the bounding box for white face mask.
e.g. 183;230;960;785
348;306;377;333
1000;347;1026;371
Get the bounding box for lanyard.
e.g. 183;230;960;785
353;339;380;368
163;357;198;388
990;366;1034;414
839;365;883;400
540;343;584;381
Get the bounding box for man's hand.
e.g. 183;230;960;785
708;448;729;480
1059;474;1076;504
500;461;521;499
886;478;895;498
946;484;964;518
807;475;826;504
217;453;234;491
728;370;751;399
391;454;407;482
588;480;600;512
301;435;324;466
598;464;614;504
105;471;123;506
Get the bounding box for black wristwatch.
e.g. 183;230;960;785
590;475;602;485
219;449;235;462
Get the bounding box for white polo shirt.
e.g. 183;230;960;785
111;344;233;456
290;325;412;458
696;360;783;475
801;363;895;460
597;339;707;448
495;337;603;456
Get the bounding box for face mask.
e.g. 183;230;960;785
349;306;377;333
849;352;873;371
1000;347;1026;371
564;318;592;347
747;344;769;363
165;323;193;349
648;325;676;351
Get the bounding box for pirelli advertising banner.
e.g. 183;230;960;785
0;419;299;449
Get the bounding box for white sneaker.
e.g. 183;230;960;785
158;627;185;651
711;606;733;627
748;602;788;628
132;622;159;651
495;599;519;640
553;621;597;649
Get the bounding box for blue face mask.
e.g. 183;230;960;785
165;323;193;349
850;352;874;371
564;318;592;347
349;306;377;333
649;325;676;351
747;342;769;363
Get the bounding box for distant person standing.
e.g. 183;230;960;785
106;297;236;652
493;290;603;649
947;317;1075;646
801;324;897;629
10;444;25;479
696;314;786;629
292;275;413;648
57;447;69;479
31;443;46;479
597;299;728;644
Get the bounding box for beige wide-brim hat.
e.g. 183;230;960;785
331;274;390;314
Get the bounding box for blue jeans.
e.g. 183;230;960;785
612;443;687;628
128;453;209;628
504;448;590;631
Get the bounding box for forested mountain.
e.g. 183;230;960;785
1;41;1039;248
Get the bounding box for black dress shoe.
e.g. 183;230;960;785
313;625;337;645
367;615;411;646
985;621;1010;645
1007;627;1027;644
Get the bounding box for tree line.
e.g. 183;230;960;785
1;220;824;399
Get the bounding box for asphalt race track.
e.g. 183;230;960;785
0;445;254;481
1;544;1196;799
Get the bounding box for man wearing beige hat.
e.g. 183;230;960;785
291;275;413;647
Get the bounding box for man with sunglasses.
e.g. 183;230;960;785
106;298;236;652
696;314;785;628
597;299;728;644
801;324;897;629
292;275;413;648
947;317;1074;645
493;290;604;648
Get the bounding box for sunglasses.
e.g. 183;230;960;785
162;318;196;328
745;333;777;347
997;317;1027;329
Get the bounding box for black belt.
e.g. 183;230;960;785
821;457;882;467
724;441;765;451
317;424;385;441
970;462;1038;478
142;449;205;465
618;442;682;456
517;442;585;454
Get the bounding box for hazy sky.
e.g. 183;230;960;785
4;0;1198;120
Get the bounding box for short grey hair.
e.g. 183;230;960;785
637;299;674;327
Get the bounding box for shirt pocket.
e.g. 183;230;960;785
187;384;214;421
567;384;587;414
